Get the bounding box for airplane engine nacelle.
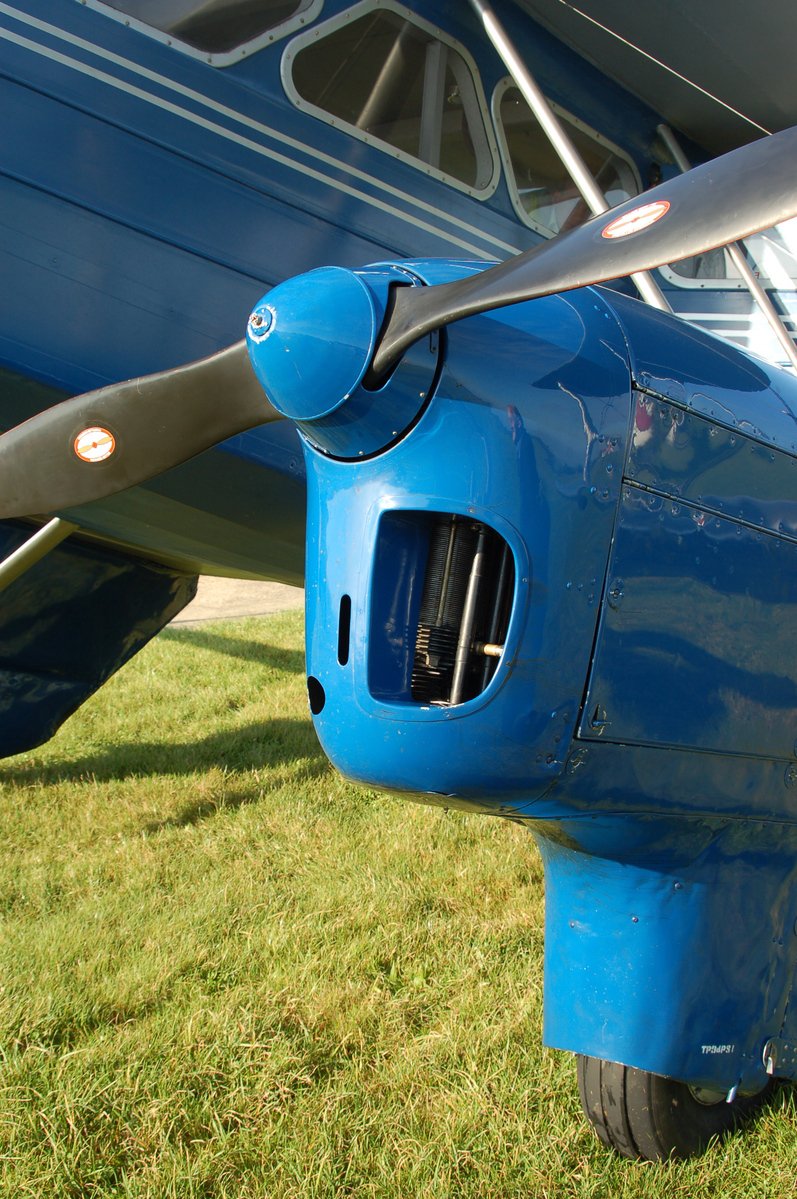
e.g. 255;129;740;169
297;275;632;806
249;261;797;1102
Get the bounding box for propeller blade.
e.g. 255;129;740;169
371;125;797;379
0;341;280;518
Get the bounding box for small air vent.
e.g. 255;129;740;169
411;515;513;705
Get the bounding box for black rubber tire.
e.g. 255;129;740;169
577;1054;775;1160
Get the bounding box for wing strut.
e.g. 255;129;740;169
467;0;671;312
657;122;797;372
0;518;76;593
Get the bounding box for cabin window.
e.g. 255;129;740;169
285;3;496;193
92;0;318;56
663;220;797;290
495;82;640;237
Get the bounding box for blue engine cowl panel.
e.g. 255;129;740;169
299;276;633;807
579;292;797;762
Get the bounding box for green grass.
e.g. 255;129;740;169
1;609;796;1197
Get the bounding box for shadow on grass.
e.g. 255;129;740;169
766;1079;796;1117
717;1079;797;1159
142;754;331;833
161;627;305;674
0;718;326;792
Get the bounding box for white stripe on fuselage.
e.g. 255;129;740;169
0;3;522;260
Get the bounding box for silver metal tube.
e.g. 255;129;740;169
468;0;671;312
419;39;446;169
657;123;797;371
655;124;701;176
449;525;488;705
356;25;412;131
481;539;511;687
0;517;76;593
477;642;504;658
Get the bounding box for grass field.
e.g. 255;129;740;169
1;609;796;1197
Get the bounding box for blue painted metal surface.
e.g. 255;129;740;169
580;484;797;757
250;261;632;801
247;263;441;458
535;814;797;1095
1;0;790;571
0;0;508;576
252;257;797;1095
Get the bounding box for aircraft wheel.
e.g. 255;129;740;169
577;1054;775;1160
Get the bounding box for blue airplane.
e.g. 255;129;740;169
3;0;797;1160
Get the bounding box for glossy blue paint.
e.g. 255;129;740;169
5;0;797;1101
0;0;521;579
581;485;797;757
625;395;797;539
535;814;797;1094
578;300;797;759
247;264;440;458
248;267;379;421
276;258;797;1089
275;261;632;801
610;290;797;453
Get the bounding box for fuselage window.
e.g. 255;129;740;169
96;0;315;54
287;5;495;191
495;83;640;237
665;220;797;290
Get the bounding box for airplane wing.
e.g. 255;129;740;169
0;377;306;758
516;0;797;154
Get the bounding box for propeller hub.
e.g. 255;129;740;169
246;264;441;459
246;266;378;422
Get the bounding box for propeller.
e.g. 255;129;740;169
0;341;279;518
369;123;797;379
0;124;795;519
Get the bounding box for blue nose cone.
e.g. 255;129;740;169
246;264;441;460
246;266;378;422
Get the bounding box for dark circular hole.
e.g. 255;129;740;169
307;675;326;715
